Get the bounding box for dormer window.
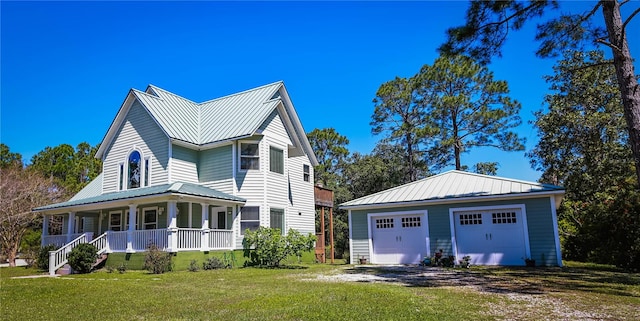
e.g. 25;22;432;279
128;150;141;189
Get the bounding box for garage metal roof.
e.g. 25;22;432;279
340;170;564;209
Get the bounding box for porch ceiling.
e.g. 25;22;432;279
33;182;245;214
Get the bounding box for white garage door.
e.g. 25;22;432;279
370;213;428;264
454;208;528;266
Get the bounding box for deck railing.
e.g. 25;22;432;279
48;234;87;275
89;233;108;254
209;229;233;249
107;231;128;252
177;228;202;250
133;229;168;250
42;235;69;248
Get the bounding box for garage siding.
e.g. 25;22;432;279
348;196;559;266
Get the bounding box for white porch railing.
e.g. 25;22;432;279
42;235;68;248
107;231;128;252
133;229;168;251
177;228;202;250
89;233;108;255
48;234;87;275
209;229;233;249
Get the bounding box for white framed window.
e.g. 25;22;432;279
269;146;284;174
144;156;151;186
118;163;124;191
303;164;310;182
240;206;260;235
128;150;142;189
270;208;285;234
109;211;123;231
239;142;260;170
143;207;158;230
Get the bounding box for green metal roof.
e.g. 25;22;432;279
340;170;565;209
34;181;246;211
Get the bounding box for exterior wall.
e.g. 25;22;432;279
171;144;199;183
102;100;169;193
349;197;560;266
286;155;315;235
199;144;234;194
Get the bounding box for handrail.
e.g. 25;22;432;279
89;232;108;255
48;233;87;275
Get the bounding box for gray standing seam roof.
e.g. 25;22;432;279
135;82;282;145
340;170;564;208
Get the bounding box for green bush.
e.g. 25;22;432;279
143;244;172;274
202;257;226;270
37;244;58;270
242;227;316;267
188;259;199;272
68;243;97;274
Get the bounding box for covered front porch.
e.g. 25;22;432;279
41;201;237;253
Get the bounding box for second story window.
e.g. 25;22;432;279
128;150;141;189
269;146;284;174
240;143;259;170
303;164;310;182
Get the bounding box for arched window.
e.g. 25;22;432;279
128;150;141;189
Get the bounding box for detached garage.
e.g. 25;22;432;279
341;170;565;266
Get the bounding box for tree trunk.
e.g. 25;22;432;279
602;0;640;186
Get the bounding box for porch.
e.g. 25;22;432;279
42;228;234;252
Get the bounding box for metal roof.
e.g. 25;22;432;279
68;173;103;201
95;81;319;165
340;170;565;209
34;182;246;211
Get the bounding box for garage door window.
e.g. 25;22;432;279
401;216;421;228
459;213;483;225
376;218;394;229
492;212;517;224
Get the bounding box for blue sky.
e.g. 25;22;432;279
2;1;638;183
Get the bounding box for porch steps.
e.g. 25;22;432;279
92;253;108;270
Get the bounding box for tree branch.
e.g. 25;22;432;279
595;37;623;53
567;60;615;72
476;2;542;32
622;7;640;30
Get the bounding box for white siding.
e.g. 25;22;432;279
171;144;198;183
103;101;169;193
286;155;315;235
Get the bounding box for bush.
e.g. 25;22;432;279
188;259;199;272
21;230;41;267
143;243;172;274
242;227;316;267
37;244;58;270
117;263;127;274
68;243;97;274
202;257;226;270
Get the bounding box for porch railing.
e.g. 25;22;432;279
89;233;108;255
208;229;233;249
177;228;202;251
133;229;168;250
42;235;68;248
107;231;128;252
48;234;88;275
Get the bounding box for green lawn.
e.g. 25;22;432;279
1;262;638;320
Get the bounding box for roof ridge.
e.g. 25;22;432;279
132;88;163;100
147;84;198;105
197;81;283;105
450;170;554;187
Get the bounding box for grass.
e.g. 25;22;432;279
1;261;638;320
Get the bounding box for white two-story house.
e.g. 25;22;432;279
34;81;318;273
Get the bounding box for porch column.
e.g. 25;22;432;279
201;203;210;252
126;204;137;253
167;201;178;252
67;212;76;243
42;215;49;246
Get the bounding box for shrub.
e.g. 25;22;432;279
21;230;41;267
143;243;172;274
37;244;57;270
117;263;127;274
68;243;97;274
242;227;316;267
188;259;199;272
202;257;226;270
